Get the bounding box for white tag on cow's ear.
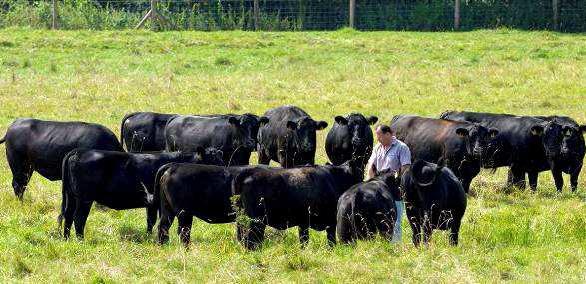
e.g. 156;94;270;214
564;128;573;137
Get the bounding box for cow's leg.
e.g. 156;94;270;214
6;152;32;200
460;178;472;194
422;214;433;245
298;226;309;247
528;171;539;192
157;203;175;245
73;201;93;239
257;149;271;165
62;194;77;239
551;166;564;192
570;164;582;192
449;218;462;246
508;166;526;190
146;206;158;234
326;225;336;247
408;217;422;247
177;215;193;248
242;220;265;250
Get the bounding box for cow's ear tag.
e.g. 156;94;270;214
531;125;544;136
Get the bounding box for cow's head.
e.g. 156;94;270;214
229;114;269;151
530;120;565;159
411;159;445;188
334;113;377;156
558;123;586;159
190;146;225;166
330;158;366;190
455;123;499;165
280;116;327;166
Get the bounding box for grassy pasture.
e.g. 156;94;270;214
0;27;585;282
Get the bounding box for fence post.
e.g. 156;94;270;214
253;0;260;30
136;0;169;30
552;0;559;30
51;0;58;29
454;0;460;30
349;0;355;29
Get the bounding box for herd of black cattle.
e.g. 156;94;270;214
0;105;584;248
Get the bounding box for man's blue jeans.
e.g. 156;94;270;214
392;200;404;243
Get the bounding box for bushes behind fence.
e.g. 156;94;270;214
0;0;584;31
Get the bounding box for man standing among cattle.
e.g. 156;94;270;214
366;124;411;243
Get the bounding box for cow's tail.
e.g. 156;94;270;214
152;163;175;211
120;112;138;151
58;149;78;230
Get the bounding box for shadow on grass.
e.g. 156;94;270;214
118;225;152;244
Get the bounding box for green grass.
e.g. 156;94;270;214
0;27;585;282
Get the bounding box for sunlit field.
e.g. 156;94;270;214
0;28;585;282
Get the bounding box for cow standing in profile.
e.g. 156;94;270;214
391;115;499;193
59;147;224;239
0;118;123;200
165;114;268;166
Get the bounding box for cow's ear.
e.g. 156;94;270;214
562;126;575;137
531;125;544;136
489;128;499;138
335;116;348;125
259;116;269;125
579;125;586;133
228;116;240;126
195;146;205;160
316;121;328;130
367;116;378;125
456;128;469;137
286;120;297;130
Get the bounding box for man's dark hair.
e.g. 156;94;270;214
376;124;393;134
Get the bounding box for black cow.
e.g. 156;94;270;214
402;160;467;246
165;114;268;166
59;147;224;239
155;163;263;246
336;170;398;244
325;113;378;170
257;105;328;168
120;112;176;152
535;115;586;191
390;115;499;193
0;118;123;200
232;159;364;250
440;111;569;191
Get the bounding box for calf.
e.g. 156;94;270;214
0;118;123;200
325;113;378;170
440;111;569;191
165;114;267;166
232;159;364;250
336;170;398;244
391;115;499;193
402;160;467;246
258;105;328;167
59;147;224;239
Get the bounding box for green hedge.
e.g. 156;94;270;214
0;0;584;31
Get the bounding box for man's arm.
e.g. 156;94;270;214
366;144;379;179
397;144;412;177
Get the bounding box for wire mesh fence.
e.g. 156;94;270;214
0;0;584;32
